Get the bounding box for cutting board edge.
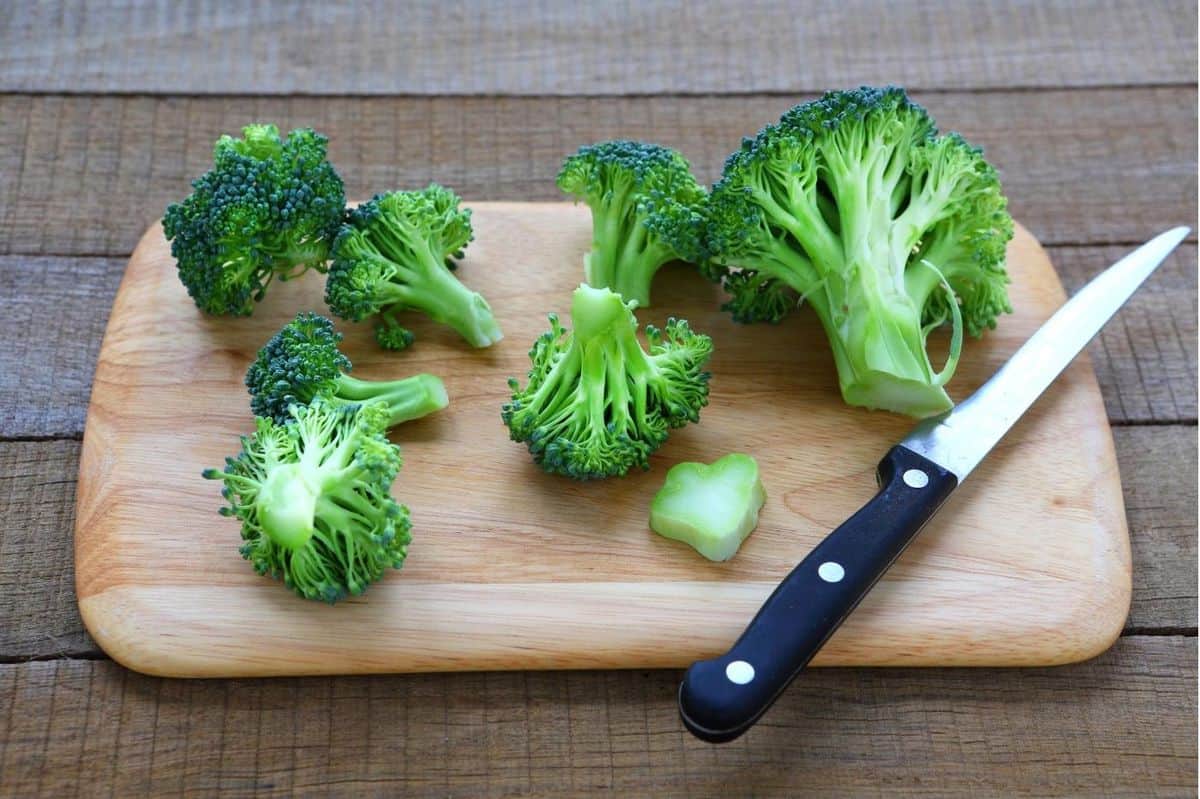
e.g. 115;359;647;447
75;570;1131;678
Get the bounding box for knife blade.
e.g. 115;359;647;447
677;227;1190;744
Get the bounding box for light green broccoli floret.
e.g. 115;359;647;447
650;453;766;561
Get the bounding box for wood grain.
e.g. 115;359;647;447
0;636;1194;797
2;245;1194;439
0;256;125;439
1113;426;1198;631
1054;245;1198;423
3;424;1193;657
0;89;1194;259
73;205;1132;676
2;1;1193;96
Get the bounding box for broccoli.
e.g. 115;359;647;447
705;86;1013;417
557;140;707;308
203;400;411;602
325;184;502;350
502;284;713;480
650;453;766;562
246;311;448;427
163;124;346;316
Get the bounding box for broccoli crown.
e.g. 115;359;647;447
706;86;1013;417
162;124;346;316
557;140;707;308
325;184;503;349
502;284;713;480
202;401;410;603
246;311;450;427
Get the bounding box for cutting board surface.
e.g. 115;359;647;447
76;203;1130;677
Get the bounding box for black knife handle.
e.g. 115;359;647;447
678;445;958;743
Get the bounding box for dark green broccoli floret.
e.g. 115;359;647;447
502;284;713;480
325;184;502;350
245;312;448;427
203;401;410;603
557;140;707;308
706;86;1013;417
162;124;346;316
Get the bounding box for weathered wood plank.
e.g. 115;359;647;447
0;425;1192;660
0;256;125;439
0;89;1193;259
2;0;1194;95
0;637;1194;797
1054;245;1197;423
0;440;95;657
1114;427;1198;631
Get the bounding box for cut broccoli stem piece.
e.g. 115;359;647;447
650;453;766;562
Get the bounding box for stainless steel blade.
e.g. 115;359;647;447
901;226;1190;480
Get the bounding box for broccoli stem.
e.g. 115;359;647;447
372;251;503;348
254;463;320;551
332;373;448;428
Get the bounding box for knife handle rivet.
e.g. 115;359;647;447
818;561;845;583
902;468;929;489
725;660;755;684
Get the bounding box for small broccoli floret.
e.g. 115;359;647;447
557;140;707;308
163;124;346;316
202;401;410;602
706;86;1013;417
245;311;448;427
325;184;503;349
502;285;713;480
650;453;766;562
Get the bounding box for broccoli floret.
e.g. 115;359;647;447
502;284;713;480
650;453;766;562
245;311;448;427
325;184;502;349
202;401;410;603
557;140;707;308
706;86;1013;417
163;124;346;316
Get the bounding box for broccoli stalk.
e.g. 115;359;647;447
203;401;411;602
245;312;448;427
650;453;766;562
557;140;707;308
163;124;346;316
502;284;713;480
706;86;1013;418
325;184;503;350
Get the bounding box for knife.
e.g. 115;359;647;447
678;227;1190;744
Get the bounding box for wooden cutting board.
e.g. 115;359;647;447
76;203;1130;677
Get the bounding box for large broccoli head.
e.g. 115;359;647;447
325;184;502;350
245;311;448;427
163;124;346;316
203;401;410;602
557;140;707;308
705;86;1013;417
502;284;713;480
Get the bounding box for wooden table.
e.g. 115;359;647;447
1;2;1195;795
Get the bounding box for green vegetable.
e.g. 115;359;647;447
203;401;410;603
502;284;713;480
557;140;707;308
325;184;502;350
246;311;448;427
705;86;1013;417
650;454;766;562
163;124;346;316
